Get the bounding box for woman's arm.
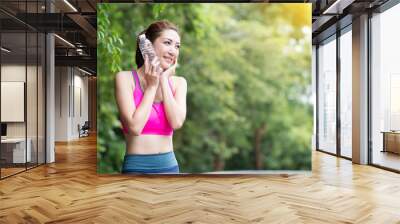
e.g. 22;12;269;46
160;75;187;130
115;71;158;135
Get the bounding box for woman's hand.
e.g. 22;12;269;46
160;58;178;80
143;55;161;89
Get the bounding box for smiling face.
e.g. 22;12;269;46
153;29;181;70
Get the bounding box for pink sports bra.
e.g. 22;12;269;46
121;70;175;136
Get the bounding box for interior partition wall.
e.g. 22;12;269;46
1;26;27;178
370;2;400;172
0;1;46;179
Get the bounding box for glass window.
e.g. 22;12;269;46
371;3;400;171
340;28;352;158
318;36;337;154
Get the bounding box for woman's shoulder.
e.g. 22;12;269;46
115;70;133;79
171;76;187;87
115;71;135;88
115;70;134;82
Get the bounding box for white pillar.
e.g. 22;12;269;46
352;14;369;164
46;1;55;163
46;33;55;163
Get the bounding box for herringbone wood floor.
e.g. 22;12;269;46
1;135;400;223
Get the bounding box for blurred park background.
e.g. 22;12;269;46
97;3;312;173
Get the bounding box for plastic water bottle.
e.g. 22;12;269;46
138;34;157;64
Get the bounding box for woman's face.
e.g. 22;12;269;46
153;29;181;70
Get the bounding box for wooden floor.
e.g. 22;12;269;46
1;167;26;178
373;150;400;171
1;135;400;223
1;163;44;178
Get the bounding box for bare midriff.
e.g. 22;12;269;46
124;134;173;155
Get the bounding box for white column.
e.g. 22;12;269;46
46;1;55;163
46;33;55;163
352;14;369;164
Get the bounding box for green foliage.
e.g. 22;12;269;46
97;3;312;173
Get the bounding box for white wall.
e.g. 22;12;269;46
55;67;89;141
1;65;37;137
1;65;26;136
55;66;69;141
74;69;89;139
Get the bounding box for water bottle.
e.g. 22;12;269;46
138;34;158;65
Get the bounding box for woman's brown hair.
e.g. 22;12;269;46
135;20;179;68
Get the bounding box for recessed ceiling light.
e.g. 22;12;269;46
1;47;11;53
78;67;92;76
63;0;78;12
322;0;354;15
54;34;75;48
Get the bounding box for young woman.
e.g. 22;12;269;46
115;20;187;174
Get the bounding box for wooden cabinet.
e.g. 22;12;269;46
382;132;400;154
